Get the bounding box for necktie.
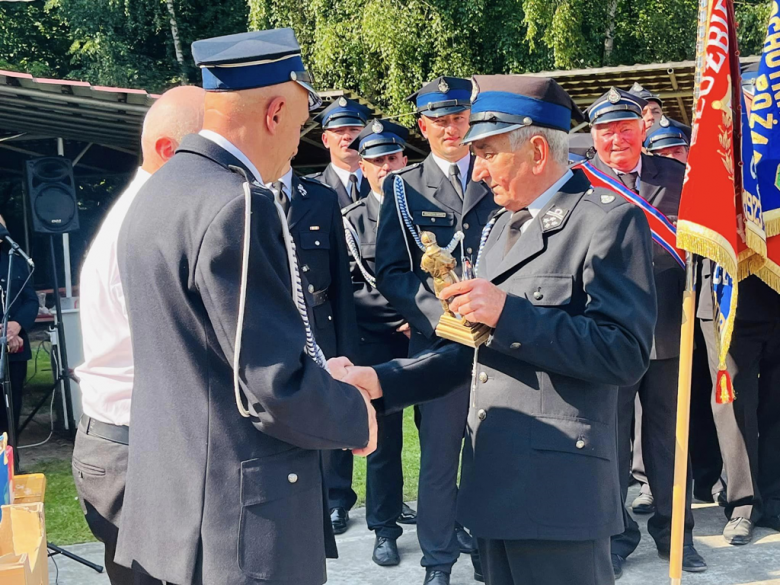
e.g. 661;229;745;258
273;181;290;215
618;171;639;193
448;163;464;200
503;209;533;258
349;174;360;203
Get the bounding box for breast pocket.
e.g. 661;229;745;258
505;274;573;306
298;231;333;289
238;449;324;581
412;210;455;229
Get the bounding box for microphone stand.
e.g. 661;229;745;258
1;246;18;472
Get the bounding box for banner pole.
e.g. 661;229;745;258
670;253;696;585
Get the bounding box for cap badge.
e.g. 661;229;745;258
438;79;450;94
608;88;621;104
631;82;644;93
471;84;479;103
338;97;348;107
660;116;670;127
600;194;616;204
372;120;384;134
523;117;533;126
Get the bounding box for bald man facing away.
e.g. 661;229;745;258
73;85;205;585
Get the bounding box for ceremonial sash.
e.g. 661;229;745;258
575;161;685;267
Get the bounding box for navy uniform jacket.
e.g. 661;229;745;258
308;164;371;209
288;174;358;361
376;155;498;356
374;170;656;541
0;252;37;362
591;153;684;360
342;194;409;366
115;134;369;585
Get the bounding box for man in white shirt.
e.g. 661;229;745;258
72;84;205;585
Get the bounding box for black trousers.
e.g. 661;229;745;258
72;423;163;585
321;448;358;511
701;318;780;521
418;385;469;572
612;358;694;558
366;409;404;539
0;360;27;437
477;537;613;585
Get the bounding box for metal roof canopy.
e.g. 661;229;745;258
0;70;428;171
526;55;760;128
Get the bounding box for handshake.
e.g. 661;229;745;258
327;357;384;458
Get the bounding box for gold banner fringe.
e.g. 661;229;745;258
737;250;767;280
756;258;780;294
744;227;768;261
677;222;738;276
764;212;780;239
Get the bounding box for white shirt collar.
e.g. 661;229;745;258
522;169;574;232
372;191;383;204
330;163;362;190
431;152;470;192
612;158;642;176
265;168;294;200
199;129;264;184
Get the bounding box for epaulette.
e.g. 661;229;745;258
341;198;366;216
393;161;423;176
584;186;627;208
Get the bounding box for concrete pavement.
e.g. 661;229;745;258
48;487;780;584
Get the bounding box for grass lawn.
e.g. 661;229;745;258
20;336;422;545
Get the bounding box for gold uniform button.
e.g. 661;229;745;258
288;473;298;483
307;284;315;293
478;372;488;383
477;409;487;421
576;439;585;449
463;222;470;230
510;342;521;350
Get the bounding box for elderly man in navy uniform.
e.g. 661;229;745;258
334;74;658;585
115;29;376;585
375;76;497;584
266;158;361;536
309;98;372;207
585;87;706;577
342;119;414;566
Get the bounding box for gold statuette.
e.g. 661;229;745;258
419;231;491;348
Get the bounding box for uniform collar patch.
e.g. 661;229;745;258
541;207;569;232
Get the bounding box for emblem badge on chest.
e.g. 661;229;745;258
541;207;569;232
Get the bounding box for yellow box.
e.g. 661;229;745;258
13;475;46;505
0;503;48;585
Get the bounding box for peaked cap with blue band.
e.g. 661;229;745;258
407;77;472;118
462;75;584;144
644;115;690;151
348;119;409;159
312;97;371;129
587;87;648;126
192;28;322;110
629;82;663;107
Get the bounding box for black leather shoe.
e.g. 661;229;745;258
631;492;655;514
658;544;707;573
372;536;400;566
330;507;349;535
611;554;625;580
714;491;728;507
723;517;753;545
398;502;417;525
471;551;485;582
455;524;476;554
757;514;780;531
423;569;450;585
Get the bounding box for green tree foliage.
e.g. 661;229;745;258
0;1;70;77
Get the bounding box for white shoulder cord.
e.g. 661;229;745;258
342;216;377;288
233;180;328;419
